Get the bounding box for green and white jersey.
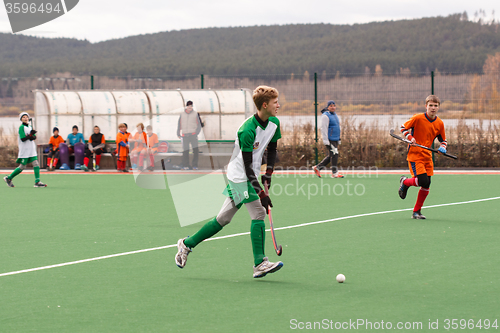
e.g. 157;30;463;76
227;115;281;184
17;123;37;158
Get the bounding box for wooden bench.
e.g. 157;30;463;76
37;141;234;170
37;142;118;169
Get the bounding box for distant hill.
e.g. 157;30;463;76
1;13;500;77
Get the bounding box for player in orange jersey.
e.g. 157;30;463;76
139;125;159;171
47;127;64;171
116;123;130;172
130;123;148;170
398;95;448;219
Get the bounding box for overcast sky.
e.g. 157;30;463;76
1;0;499;42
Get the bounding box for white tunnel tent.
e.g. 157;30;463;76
34;89;255;144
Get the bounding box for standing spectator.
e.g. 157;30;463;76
313;100;344;178
3;112;47;188
116;123;130;172
177;100;202;170
130;123;147;170
47;127;64;171
81;126;106;171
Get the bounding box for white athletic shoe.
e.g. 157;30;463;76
253;257;283;278
34;181;47;188
175;237;192;268
312;165;321;178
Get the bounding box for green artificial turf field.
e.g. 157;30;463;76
1;172;499;332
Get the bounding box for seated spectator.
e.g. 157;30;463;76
139;125;159;171
81;125;106;171
130;123;147;170
66;125;86;169
47;127;64;171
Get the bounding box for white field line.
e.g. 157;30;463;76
60;0;68;13
1;196;499;278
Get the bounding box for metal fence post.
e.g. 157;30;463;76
431;71;434;95
314;72;318;165
431;71;435;163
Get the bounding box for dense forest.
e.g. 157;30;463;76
0;13;500;77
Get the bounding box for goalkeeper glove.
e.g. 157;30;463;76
261;168;273;189
258;191;273;214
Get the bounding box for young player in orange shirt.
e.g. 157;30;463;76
398;95;447;219
139;125;159;171
116;123;130;172
47;127;65;171
130;123;148;170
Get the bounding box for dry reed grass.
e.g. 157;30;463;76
1;120;498;168
0;127;18;168
277;116;500;168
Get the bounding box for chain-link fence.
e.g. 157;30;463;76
2;71;499;117
1;72;499;167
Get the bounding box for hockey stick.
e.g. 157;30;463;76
390;129;457;159
92;152;96;171
49;151;54;170
263;182;283;256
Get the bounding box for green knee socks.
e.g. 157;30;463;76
7;166;39;182
8;167;22;180
34;166;40;183
251;220;266;266
183;218;266;267
184;217;223;249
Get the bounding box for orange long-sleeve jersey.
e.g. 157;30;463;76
147;133;159;153
401;113;447;162
116;131;130;161
49;135;65;151
131;131;148;151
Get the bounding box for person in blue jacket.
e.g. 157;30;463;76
313;100;344;178
65;125;86;169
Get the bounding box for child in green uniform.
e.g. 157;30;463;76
175;86;283;278
3;112;47;188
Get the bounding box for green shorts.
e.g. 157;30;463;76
16;156;38;165
222;180;260;205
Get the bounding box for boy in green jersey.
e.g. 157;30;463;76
4;112;47;188
175;86;283;278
